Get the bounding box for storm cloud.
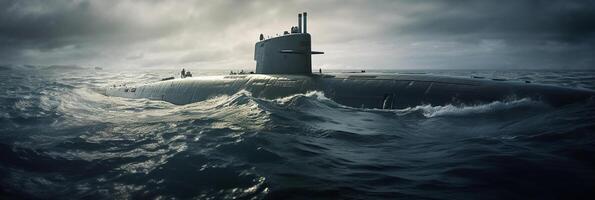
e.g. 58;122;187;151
1;0;594;69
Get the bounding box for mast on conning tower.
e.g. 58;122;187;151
298;13;302;33
302;12;307;33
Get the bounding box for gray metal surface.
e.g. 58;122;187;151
254;34;312;74
106;73;595;108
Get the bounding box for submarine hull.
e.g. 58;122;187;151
106;74;595;108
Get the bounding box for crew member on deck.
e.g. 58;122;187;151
181;68;186;78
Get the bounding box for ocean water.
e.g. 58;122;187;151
1;66;595;199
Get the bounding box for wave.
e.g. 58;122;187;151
203;90;552;123
264;91;551;120
1;85;557;139
394;98;548;118
198;90;338;114
274;91;332;105
14;86;553;127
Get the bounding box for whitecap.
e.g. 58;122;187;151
395;98;547;118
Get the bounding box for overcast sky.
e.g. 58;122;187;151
1;0;594;70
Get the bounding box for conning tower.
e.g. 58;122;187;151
254;12;323;74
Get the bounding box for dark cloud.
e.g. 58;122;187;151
390;0;595;69
398;1;595;43
0;0;594;69
0;0;181;48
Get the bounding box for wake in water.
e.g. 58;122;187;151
1;67;594;199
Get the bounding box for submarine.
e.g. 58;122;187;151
106;12;594;109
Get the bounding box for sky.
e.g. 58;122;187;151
1;0;594;70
